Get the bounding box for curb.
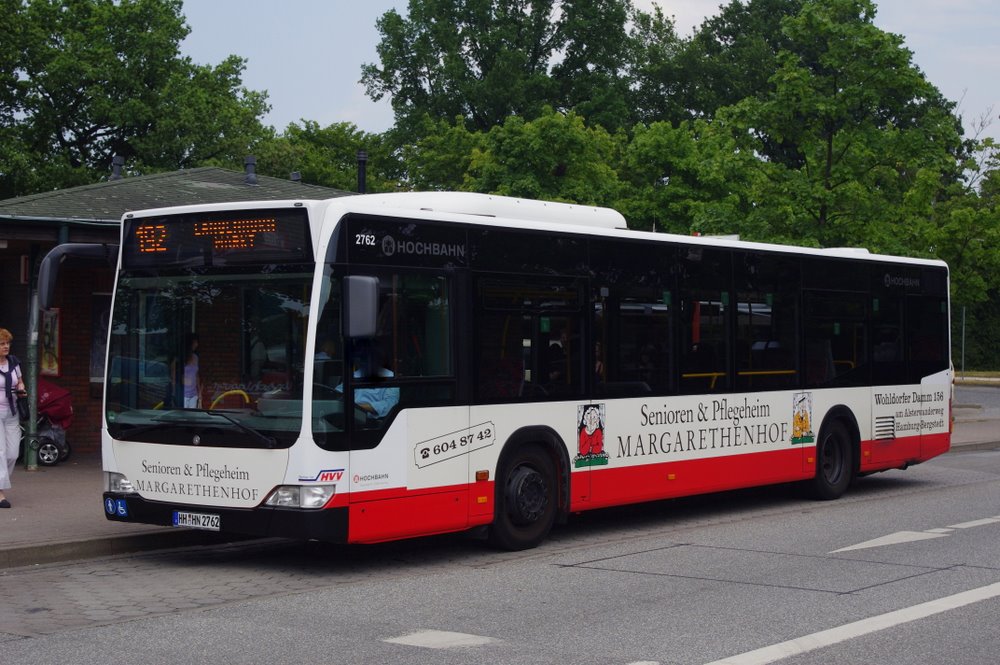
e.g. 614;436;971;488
948;441;1000;454
0;528;244;570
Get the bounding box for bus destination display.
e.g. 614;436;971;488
123;208;311;268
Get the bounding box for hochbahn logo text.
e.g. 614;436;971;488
381;235;465;259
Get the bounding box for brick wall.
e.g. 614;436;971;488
53;265;114;452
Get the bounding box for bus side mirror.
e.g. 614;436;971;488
345;275;379;338
38;243;118;310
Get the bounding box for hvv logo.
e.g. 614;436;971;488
298;469;345;483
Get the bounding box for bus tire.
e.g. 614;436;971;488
808;420;854;500
488;444;557;551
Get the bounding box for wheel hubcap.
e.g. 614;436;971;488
822;436;843;483
506;466;547;525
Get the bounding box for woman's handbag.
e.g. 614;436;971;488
16;393;29;421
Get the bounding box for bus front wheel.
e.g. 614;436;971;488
488;444;557;551
808;420;854;500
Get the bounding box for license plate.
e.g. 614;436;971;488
173;511;221;531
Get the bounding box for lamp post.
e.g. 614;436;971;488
357;150;368;194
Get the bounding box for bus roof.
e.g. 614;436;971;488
341;193;945;269
122;192;945;270
350;191;628;230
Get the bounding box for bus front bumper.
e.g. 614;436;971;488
102;492;349;543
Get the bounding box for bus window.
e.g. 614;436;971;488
872;296;905;385
678;248;731;394
593;285;671;397
107;270;311;448
475;277;583;401
803;291;868;388
315;271;456;450
243;287;305;392
735;253;799;391
905;295;949;383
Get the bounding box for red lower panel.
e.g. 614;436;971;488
578;447;808;512
869;435;919;465
338;432;952;543
347;488;472;544
859;433;950;473
922;432;951;461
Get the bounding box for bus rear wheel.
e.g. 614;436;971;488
808;420;854;500
488;444;557;550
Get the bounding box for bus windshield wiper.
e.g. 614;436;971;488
201;410;277;449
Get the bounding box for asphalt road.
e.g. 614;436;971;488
1;446;997;665
955;384;1000;417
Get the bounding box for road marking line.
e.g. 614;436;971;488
830;530;946;552
384;630;497;649
703;582;1000;665
947;516;1000;529
832;514;1000;552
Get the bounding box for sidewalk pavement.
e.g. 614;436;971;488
2;413;998;570
0;452;234;569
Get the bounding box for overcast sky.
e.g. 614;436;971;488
179;0;999;140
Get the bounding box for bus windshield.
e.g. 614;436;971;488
105;268;312;448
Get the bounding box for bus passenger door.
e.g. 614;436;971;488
343;270;471;542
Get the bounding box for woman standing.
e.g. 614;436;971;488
0;328;26;508
170;333;202;409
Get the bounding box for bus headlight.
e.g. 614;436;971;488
263;485;336;509
105;472;136;494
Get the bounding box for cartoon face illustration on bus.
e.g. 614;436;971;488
791;392;815;444
576;403;609;468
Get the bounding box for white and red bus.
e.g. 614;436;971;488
65;192;951;549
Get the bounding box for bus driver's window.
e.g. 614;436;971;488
350;344;400;425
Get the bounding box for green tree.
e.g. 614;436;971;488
928;134;1000;312
942;165;1000;369
697;0;963;250
397;116;486;191
131;55;270;172
465;108;623;205
362;0;560;135
657;0;804;124
549;0;636;131
627;5;685;125
1;0;270;197
361;0;648;137
618;119;754;233
254;121;396;193
0;0;31;195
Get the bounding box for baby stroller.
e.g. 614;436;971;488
20;379;74;466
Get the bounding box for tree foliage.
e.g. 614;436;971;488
677;0;964;250
361;0;657;136
6;0;1000;364
0;0;270;197
664;0;804;121
465;108;623;204
254;121;397;193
